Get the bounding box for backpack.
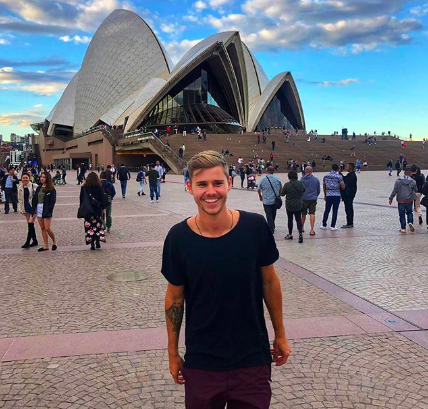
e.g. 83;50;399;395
102;182;112;205
136;171;144;182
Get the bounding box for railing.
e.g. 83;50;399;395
123;131;186;169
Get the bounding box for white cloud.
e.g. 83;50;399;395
0;66;73;95
33;104;43;108
164;39;202;64
204;0;422;53
0;106;46;128
319;78;359;87
194;1;207;11
410;2;428;16
209;0;230;8
0;39;11;45
59;35;91;44
0;0;138;33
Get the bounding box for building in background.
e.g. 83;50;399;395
32;9;305;169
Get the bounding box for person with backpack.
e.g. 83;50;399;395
387;159;393;176
117;163;131;198
146;163;160;203
79;172;107;249
136;166;147;196
100;171;116;233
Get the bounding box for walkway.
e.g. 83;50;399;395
0;170;427;408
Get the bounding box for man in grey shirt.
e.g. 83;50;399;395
300;166;320;235
258;166;282;233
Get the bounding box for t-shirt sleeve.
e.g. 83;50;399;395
258;217;279;267
161;229;186;286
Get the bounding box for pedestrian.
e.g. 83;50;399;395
1;167;18;214
111;165;116;183
341;163;358;228
80;172;107;250
239;164;245;188
387;159;393;176
182;144;186;158
356;159;361;173
117;163;131;198
182;127;187;137
301;166;320;236
257;166;282;234
18;172;38;248
320;164;346;231
229;165;237;187
411;165;425;225
162;150;291;409
31;171;57;252
77;163;86;185
389;169;417;233
395;160;401;177
178;146;184;158
146;163;160;203
183;166;190;191
105;165;113;183
61;166;67;184
271;140;276;151
136;166;147;196
282;170;305;242
155;161;164;198
100;171;116;233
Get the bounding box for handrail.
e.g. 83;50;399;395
128;131;186;169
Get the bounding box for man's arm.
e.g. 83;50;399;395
389;181;398;204
323;182;327;197
165;283;185;384
261;264;291;366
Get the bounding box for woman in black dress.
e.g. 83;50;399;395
80;172;107;250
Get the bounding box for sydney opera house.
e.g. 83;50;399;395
33;9;305;170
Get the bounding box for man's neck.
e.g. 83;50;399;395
196;207;233;236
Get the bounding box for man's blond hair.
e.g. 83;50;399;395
187;150;229;180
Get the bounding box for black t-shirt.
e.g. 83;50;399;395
146;170;159;185
161;211;279;371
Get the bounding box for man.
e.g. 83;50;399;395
389;169;417;233
410;165;425;225
341;163;358;228
258;166;282;233
100;171;116;233
77;163;86;185
387;159;393;176
117;163;131;198
146;163;160;203
162;150;291;409
301;166;320;236
321;164;346;231
155;161;164;198
1;167;18;214
271;140;276;151
105;165;113;183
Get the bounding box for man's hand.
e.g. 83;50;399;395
169;354;185;384
271;336;291;366
103;209;106;217
258;195;263;202
389;198;393;205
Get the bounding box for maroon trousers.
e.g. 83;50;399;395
182;365;272;409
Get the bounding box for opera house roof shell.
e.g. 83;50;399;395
46;9;305;137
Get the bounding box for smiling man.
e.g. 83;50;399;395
161;150;291;409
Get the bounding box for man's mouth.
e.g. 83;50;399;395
203;198;219;203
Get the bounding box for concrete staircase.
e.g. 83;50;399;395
163;132;428;171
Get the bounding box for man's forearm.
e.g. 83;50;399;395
263;277;285;337
165;295;184;356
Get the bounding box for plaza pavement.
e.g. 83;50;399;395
1;170;427;409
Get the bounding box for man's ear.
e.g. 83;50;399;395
186;180;193;194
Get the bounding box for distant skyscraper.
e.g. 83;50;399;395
10;133;17;143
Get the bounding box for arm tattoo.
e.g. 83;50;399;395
166;302;184;334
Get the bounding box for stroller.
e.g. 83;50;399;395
247;174;257;189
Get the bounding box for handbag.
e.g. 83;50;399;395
77;187;94;219
266;176;283;209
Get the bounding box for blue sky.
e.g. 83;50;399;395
0;0;427;140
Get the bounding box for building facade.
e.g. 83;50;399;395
33;9;305;169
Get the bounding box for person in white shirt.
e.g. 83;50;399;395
155;161;164;197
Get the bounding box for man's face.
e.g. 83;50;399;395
346;164;352;172
156;161;160;166
187;166;231;216
9;169;14;175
